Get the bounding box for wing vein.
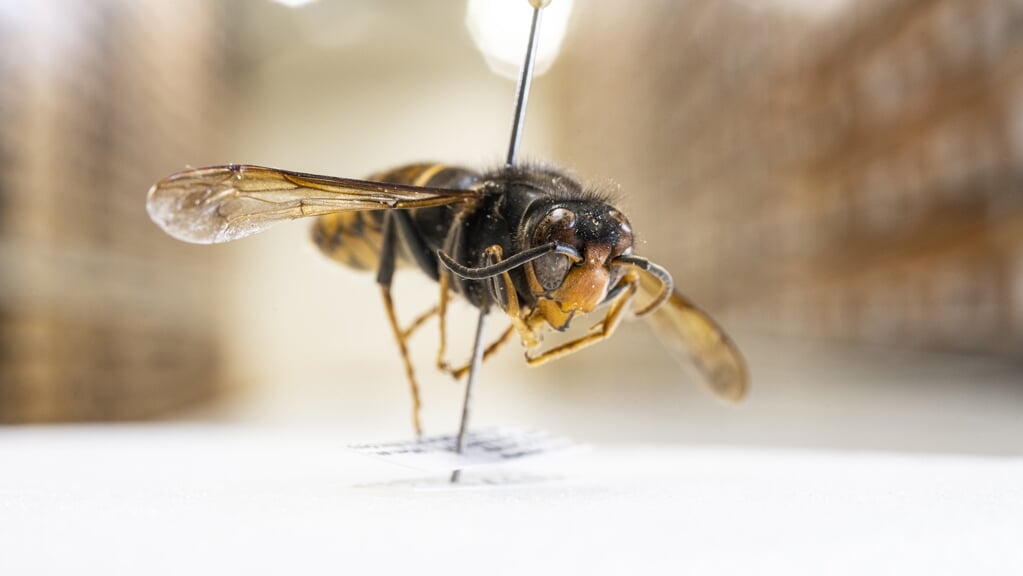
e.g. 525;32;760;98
146;164;477;244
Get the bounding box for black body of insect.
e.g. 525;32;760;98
146;160;749;436
146;0;747;440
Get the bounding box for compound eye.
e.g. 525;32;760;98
608;209;634;256
533;252;571;292
544;208;576;236
534;206;578;248
531;207;577;292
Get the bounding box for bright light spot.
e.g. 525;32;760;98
272;0;320;8
466;0;574;79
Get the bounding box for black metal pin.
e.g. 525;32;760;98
450;308;488;484
505;0;547;167
451;0;550;483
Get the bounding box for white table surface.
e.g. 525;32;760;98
1;424;1020;575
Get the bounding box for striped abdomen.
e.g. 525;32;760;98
311;163;479;272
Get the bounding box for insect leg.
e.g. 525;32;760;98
446;325;515;380
377;214;423;437
400;305;438;340
391;210;440;282
436;273;453;372
525;271;639;366
484;245;542;349
437;245;538;378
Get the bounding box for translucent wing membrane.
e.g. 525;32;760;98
637;269;749;402
146;164;477;244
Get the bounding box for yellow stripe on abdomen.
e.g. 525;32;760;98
312;211;385;271
310;163;477;272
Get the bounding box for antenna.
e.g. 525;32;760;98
505;0;549;167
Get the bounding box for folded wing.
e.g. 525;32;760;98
637;270;749;401
146;164;477;244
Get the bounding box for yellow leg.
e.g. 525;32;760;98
447;325;516;380
436;271;517;380
401;305;438;340
436;273;453;372
380;286;423;437
525;273;639;366
484;245;541;349
436;244;541;379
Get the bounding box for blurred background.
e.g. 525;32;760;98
1;0;1021;454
